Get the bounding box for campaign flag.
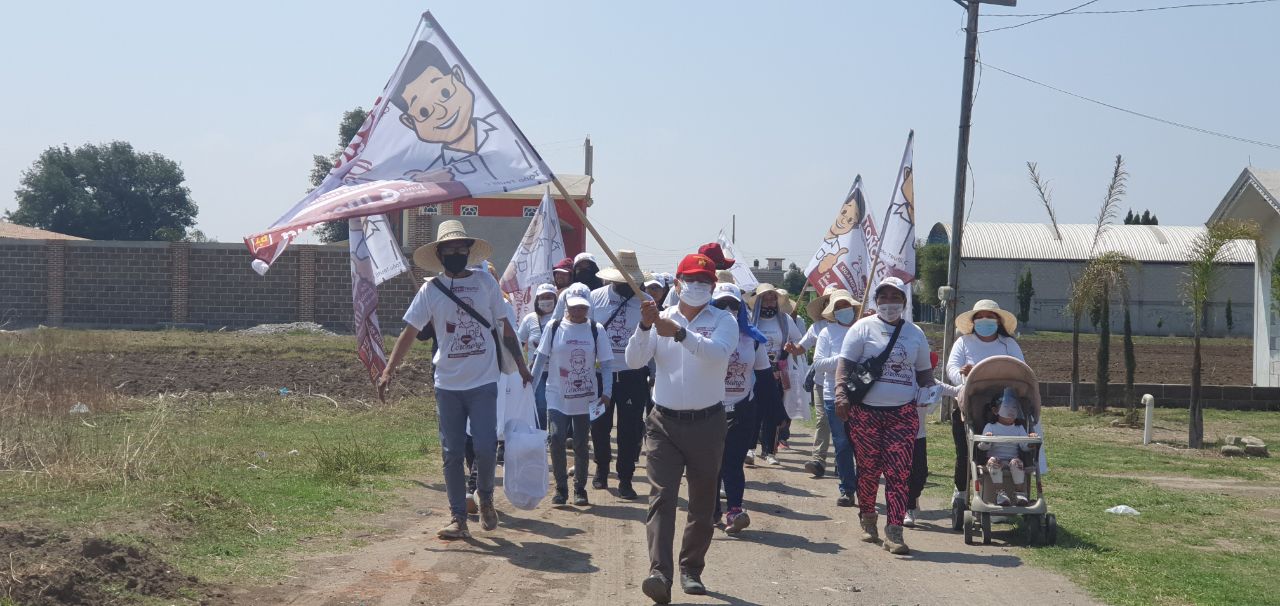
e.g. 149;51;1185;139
500;190;565;322
869;131;916;318
803;175;876;301
349;216;391;388
716;231;758;292
245;11;554;272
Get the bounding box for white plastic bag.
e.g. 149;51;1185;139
783;355;811;421
1106;505;1140;516
502;408;549;511
495;373;537;440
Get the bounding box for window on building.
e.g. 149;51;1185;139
460;205;479;217
420;205;440;216
523;206;538;218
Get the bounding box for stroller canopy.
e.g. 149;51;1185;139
959;355;1041;433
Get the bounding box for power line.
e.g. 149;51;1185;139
983;0;1277;17
978;0;1102;33
977;60;1280;150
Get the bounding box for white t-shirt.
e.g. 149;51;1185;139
946;334;1025;385
839;316;932;407
590;285;652;373
537;319;614;416
403;272;508;391
755;313;801;363
517;311;552;361
799;319;828;351
813;323;852;401
724;334;772;408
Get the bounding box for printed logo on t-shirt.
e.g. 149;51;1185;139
445;295;488;359
560;346;596;399
879;339;914;387
605;303;629;354
725;350;749;395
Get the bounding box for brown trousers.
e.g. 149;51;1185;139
644;406;727;580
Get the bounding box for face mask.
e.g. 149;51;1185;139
877;303;904;323
834;308;856;325
614;283;635;298
678;281;713;307
974;318;999;338
760;307;778;319
536;299;555;314
713;299;740;314
574;269;595;284
440;253;468;274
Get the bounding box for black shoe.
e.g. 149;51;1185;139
642;572;671;604
680;572;707;595
551;489;568;506
592;475;608;490
573;490;589;506
618;479;638;500
805;460;826;478
836;492;855;507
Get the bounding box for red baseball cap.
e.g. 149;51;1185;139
697;243;735;270
553;257;573;273
676;254;717;281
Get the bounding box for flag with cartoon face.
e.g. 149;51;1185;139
803;175;877;301
868;131;916;320
500;190;565;323
245;11;554;270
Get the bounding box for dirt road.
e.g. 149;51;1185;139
237;428;1097;606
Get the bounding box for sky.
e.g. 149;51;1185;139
2;0;1278;273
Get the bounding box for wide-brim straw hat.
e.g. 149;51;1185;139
820;289;858;321
805;284;844;322
956;299;1018;335
746;283;794;315
412;220;493;272
597;249;645;285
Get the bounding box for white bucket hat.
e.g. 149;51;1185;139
805;284;843;322
820;289;859;321
746;283;794;315
412;220;493;273
596;249;645;285
956;299;1018;336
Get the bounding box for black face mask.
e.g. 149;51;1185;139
440;253;469;274
614;283;634;298
760;307;777;319
574;270;594;284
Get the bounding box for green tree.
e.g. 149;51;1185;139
1123;209;1135;225
310;107;369;243
1072;252;1133;413
1183;219;1260;448
1016;269;1035;324
7;142;197;240
1226;298;1234;334
915;243;948;305
781;262;807;296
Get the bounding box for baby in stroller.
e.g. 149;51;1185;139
978;388;1038;507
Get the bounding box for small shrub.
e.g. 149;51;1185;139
312;439;399;486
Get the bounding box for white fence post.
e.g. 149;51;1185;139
1142;394;1156;445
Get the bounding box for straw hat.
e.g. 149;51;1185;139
597;249;645;285
412;220;493;272
805;284;843;322
820;289;858;321
955;299;1018;336
746;283;794;315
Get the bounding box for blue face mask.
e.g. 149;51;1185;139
974;318;999;338
834;308;856;325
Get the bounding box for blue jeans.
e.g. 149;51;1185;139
824;398;858;495
535;374;549;431
716;397;756;520
437;382;499;517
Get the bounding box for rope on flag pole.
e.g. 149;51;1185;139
550;177;645;295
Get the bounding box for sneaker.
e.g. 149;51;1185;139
777;439;790;451
466;492;479;515
903;509;917;527
725;508;751;534
437;515;470;540
1015;493;1030;507
592;474;608;490
568;465;575;477
836;492;855;508
642;572;672;604
573;490;590;506
744;450;755;467
680;571;707;595
995;491;1012;507
618;479;638;500
479;498;499;531
551;488;568;506
719;487;727;499
883;524;910;555
804;460;824;478
859;513;880;543
764;454;780;466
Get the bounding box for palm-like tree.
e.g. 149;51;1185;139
1183;219;1260;448
1070;251;1133;412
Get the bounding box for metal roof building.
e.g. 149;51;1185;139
926;222;1255;264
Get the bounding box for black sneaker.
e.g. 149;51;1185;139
551;489;568;506
680;572;707;595
618;479;638;500
592;474;608;490
836;492;855;507
642;572;671;604
573;490;590;506
805;460;826;478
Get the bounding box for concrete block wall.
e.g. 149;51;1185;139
1038;381;1280;411
62;242;171;326
0;240;47;326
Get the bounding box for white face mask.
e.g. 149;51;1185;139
536;299;555;314
678;280;714;307
834;308;856;326
876;303;904;323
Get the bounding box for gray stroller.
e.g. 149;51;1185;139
950;355;1057;546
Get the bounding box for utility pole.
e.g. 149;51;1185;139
732;214;736;244
941;0;1012;422
584;135;593;176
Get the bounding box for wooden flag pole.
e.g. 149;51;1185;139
550;176;644;295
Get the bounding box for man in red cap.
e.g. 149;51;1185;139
697;242;735;270
626;253;737;603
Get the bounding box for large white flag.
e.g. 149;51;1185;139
245;11;554;271
804;175;877;302
501;190;565;322
869;131;916;318
716;231;758;292
349;215;401;388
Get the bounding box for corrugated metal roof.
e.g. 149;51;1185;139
929;222;1256;264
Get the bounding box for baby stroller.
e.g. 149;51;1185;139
950;355;1057;546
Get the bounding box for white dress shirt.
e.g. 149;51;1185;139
625;304;738;410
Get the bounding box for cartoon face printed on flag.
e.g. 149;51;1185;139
890;166;914;225
815;185;866;276
392;42;477;149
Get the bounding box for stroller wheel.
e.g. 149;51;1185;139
951;500;965;532
1045;514;1059;546
981;513;993;545
963;511;975;545
1024;514;1043;546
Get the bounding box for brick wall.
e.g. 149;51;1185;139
0;241;47;326
1039;381;1280;411
63;242;171;326
312;246;421;334
189;244;298;327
